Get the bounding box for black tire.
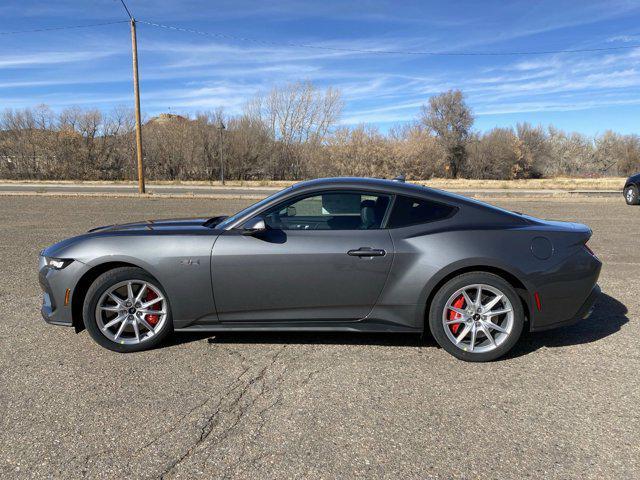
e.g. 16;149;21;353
624;185;639;205
83;267;173;353
428;272;524;362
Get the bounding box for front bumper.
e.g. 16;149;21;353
530;284;601;332
39;256;84;327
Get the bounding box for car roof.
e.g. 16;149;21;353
289;177;474;204
289;176;529;221
290;176;432;194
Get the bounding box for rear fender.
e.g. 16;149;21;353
414;258;534;329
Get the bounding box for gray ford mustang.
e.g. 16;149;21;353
39;177;601;361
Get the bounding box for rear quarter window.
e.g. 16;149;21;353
387;195;456;228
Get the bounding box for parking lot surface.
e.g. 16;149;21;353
0;195;638;479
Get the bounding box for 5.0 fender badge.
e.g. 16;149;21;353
179;259;200;266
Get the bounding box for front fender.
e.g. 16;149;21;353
54;234;218;328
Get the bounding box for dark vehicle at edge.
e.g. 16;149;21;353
623;173;640;205
39;177;601;362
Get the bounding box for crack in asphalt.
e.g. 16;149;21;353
70;345;253;478
65;344;321;479
157;345;286;479
215;346;323;479
219;395;286;480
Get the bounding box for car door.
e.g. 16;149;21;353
211;191;394;322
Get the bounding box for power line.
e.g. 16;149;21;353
117;0;133;20
0;20;129;35
2;17;637;56
138;19;640;56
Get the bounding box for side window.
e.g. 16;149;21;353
387;195;455;228
263;192;390;230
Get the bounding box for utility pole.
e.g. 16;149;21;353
130;18;145;193
218;121;225;185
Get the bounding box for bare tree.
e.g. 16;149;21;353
514;123;549;179
226;115;273;180
467;128;519;179
0;91;637;182
596;131;640;176
419;89;473;178
326;125;391;177
546;127;595;177
389;123;445;179
245;81;343;178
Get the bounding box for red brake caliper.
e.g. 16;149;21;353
448;295;466;334
145;289;160;326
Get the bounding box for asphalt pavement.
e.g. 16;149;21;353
0;195;637;479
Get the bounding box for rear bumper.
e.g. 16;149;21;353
530;284;600;332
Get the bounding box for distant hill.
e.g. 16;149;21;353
145;113;192;126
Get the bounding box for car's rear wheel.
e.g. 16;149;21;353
429;272;524;362
83;267;173;352
624;185;639;205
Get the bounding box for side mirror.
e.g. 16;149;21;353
242;216;267;235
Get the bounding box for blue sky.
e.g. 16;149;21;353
1;0;640;134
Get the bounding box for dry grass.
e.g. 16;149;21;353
416;177;625;191
0;176;625;190
0;178;292;188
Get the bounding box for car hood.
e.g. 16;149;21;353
41;216;227;259
88;216;227;233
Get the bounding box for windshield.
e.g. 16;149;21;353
216;187;293;229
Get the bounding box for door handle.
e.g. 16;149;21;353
347;247;386;257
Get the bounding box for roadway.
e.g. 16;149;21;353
0;181;620;198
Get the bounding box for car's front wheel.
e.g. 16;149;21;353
624;185;639;205
83;267;173;352
429;272;524;362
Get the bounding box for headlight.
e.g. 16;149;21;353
44;257;73;269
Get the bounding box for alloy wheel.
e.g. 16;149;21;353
95;280;167;345
442;283;514;353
